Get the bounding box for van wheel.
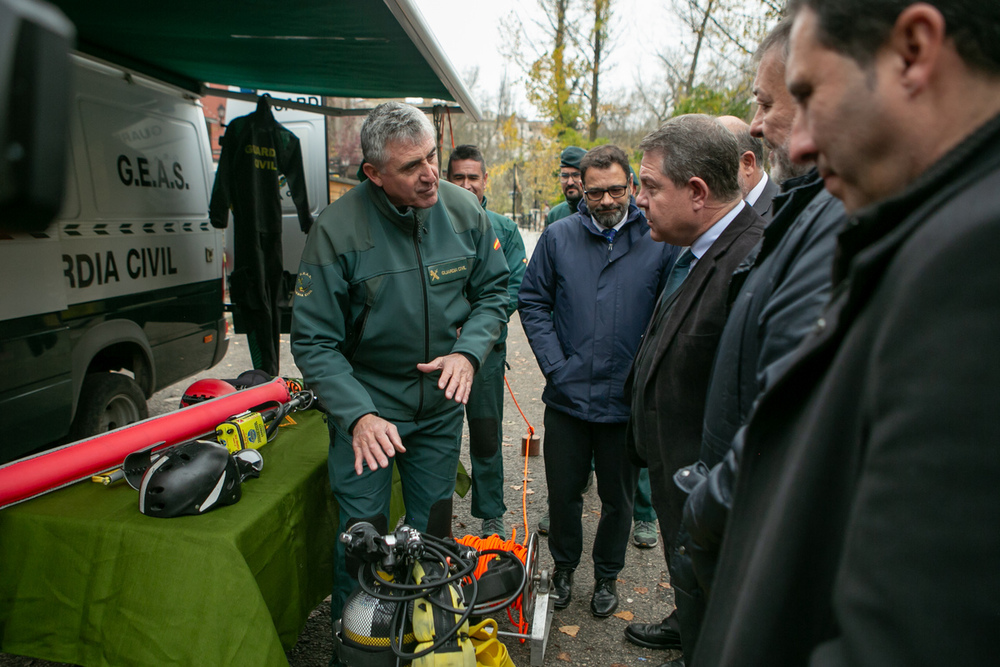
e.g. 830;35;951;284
70;372;149;440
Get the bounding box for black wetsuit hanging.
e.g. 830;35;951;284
209;96;313;376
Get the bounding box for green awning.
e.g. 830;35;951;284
47;0;481;119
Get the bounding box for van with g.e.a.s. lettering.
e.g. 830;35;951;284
0;54;228;463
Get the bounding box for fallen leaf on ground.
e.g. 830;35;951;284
510;485;522;490
525;489;535;495
634;586;649;594
659;582;672;589
613;610;634;621
559;625;580;637
557;653;572;662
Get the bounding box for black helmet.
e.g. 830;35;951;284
139;441;262;518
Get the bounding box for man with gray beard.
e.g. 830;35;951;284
749;22;813;185
519;144;677;618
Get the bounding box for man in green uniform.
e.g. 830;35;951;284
290;103;509;620
447;144;527;538
545;146;586;226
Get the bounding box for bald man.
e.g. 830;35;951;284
718;115;779;221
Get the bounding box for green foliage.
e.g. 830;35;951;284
526;52;582;135
672;83;751;119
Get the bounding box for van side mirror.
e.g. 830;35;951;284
0;0;74;233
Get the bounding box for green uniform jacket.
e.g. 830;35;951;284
482;198;527;345
545;199;575;227
291;180;510;433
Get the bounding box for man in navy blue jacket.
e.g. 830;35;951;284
519;144;677;618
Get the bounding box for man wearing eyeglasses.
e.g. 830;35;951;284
519;144;678;618
544;146;586;226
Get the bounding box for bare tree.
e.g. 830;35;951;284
500;0;585;134
633;0;778;122
584;0;613;141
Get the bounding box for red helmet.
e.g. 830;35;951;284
180;378;237;408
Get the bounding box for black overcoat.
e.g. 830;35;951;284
628;204;765;548
694;113;1000;666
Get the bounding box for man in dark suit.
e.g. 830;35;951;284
666;17;847;657
693;1;1000;664
718;115;779;220
625;114;765;666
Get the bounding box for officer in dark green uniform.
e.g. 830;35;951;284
447;145;527;539
291;103;509;620
545;146;586;226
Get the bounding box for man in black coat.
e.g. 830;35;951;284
627;18;848;660
626;115;765;666
694;2;1000;664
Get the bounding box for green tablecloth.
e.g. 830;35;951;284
0;410;337;667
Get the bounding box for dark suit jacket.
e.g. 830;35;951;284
749;173;780;222
628;203;765;548
694;113;1000;666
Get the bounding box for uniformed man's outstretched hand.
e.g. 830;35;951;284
351;414;405;475
417;353;474;405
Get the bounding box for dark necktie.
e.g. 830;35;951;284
662;247;694;298
645;247;694;330
601;227;617;244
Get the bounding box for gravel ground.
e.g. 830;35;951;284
2;231;680;667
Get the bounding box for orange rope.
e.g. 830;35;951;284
504;374;536;546
456;533;531;636
456;534;528;578
451;374;538;636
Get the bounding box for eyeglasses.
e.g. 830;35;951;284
583;185;629;201
558;172;582;182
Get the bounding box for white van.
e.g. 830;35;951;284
0;54;228;463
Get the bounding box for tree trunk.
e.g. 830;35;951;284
685;0;715;96
588;0;609;141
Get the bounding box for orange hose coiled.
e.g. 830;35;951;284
455;533;531;636
457;372;539;638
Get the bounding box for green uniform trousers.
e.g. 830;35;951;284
465;343;507;520
327;406;464;619
635;468;657;523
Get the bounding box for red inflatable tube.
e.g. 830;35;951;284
0;377;290;511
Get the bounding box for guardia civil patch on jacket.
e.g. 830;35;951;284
295;271;313;297
427;258;470;285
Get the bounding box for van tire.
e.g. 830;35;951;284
70;372;149;440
